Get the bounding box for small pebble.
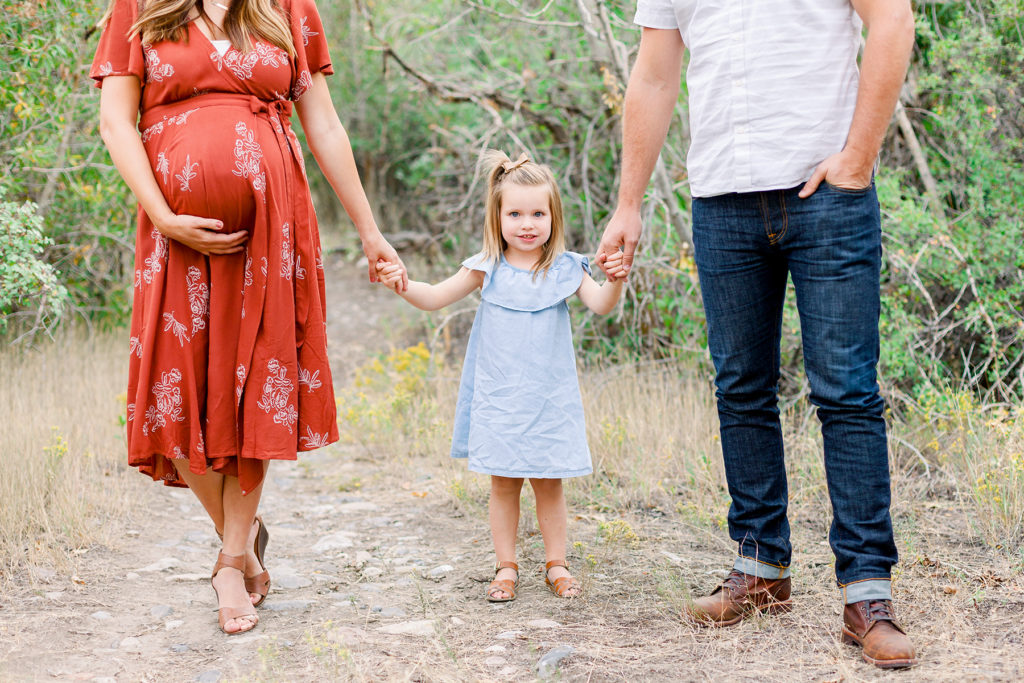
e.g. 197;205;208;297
90;611;112;621
262;600;312;612
119;637;143;652
170;643;190;653
496;630;524;640
527;619;560;629
427;564;454;578
150;605;174;619
377;620;435;636
274;574;312;589
537;645;574;678
195;670;221;683
138;558;181;573
311;533;355;553
484;656;506;668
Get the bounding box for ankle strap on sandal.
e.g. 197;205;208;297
545;559;568;572
494;561;519;572
212;552;246;578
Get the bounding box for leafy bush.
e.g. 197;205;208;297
0;196;70;335
1;0;134;332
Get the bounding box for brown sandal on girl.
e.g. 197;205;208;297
544;560;582;598
211;552;259;635
486;561;519;602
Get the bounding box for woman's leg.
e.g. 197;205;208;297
489;476;524;598
530;478;579;595
172;461;267;628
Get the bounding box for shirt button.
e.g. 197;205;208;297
733;78;745;87
736;125;748;134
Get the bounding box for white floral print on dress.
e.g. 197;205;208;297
256;358;296;433
143;44;174;82
143;368;185;435
162;311;189;346
298;366;321;393
155;152;170;184
300;16;319;46
176;155;198;192
143;227;168;284
232;121;266;194
290;69;313;100
280;223;293;280
301;425;330;449
141;108;199;143
213;42;287;79
186;266;210;336
235;363;247;405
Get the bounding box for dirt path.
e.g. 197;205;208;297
1;258;1023;682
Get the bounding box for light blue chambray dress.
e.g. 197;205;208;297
451;251;593;479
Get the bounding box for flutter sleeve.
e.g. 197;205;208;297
89;0;145;88
287;0;333;100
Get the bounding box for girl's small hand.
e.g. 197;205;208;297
361;232;409;291
602;251;629;281
375;259;406;293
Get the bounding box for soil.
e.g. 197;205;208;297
1;256;1022;682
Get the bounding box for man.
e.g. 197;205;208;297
596;0;917;670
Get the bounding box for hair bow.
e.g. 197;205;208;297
501;152;530;174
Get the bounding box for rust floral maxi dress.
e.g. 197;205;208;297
91;0;339;495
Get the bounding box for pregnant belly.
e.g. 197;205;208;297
144;111;278;231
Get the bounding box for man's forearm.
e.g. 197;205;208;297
845;3;916;168
617;30;684;210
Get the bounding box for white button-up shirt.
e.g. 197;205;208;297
635;0;864;197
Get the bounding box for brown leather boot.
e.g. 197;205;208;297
842;600;918;669
684;569;792;627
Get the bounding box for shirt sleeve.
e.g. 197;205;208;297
634;0;679;30
89;0;146;88
287;0;333;100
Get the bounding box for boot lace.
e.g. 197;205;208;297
867;600;895;623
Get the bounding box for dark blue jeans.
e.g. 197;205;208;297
692;182;898;602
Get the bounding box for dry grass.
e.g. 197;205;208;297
0;330;135;579
340;344;1023;557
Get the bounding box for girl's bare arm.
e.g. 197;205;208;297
377;263;484;311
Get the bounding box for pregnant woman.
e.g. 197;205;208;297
92;0;406;634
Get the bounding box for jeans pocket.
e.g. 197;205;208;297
823;180;873;195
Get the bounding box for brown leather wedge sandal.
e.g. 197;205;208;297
486;561;519;602
245;515;271;607
211;552;259;635
544;560;582;598
216;516;271;607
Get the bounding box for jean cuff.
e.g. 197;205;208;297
839;578;892;604
734;555;790;580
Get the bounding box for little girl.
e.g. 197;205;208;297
376;150;626;601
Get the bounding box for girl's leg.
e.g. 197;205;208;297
529;478;580;595
489;476;524;598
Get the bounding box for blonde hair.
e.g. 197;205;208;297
99;0;296;57
479;150;565;277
